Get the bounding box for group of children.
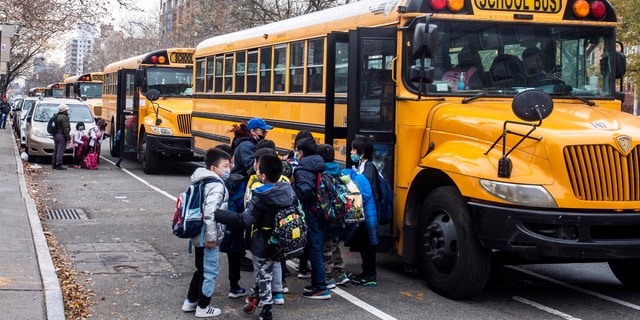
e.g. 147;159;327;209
182;118;380;319
71;119;107;169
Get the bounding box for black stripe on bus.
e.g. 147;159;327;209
192;130;231;144
191;112;327;134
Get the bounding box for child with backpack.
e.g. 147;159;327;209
316;144;351;289
72;122;88;169
215;154;297;320
181;148;231;318
347;136;380;287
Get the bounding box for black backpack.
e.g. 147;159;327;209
46;114;58;135
269;199;307;262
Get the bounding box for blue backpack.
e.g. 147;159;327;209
374;168;394;225
172;177;220;239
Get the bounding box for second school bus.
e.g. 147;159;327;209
103;48;195;174
192;0;639;299
62;72;103;120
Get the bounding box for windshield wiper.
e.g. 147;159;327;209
462;92;487;104
549;93;595;106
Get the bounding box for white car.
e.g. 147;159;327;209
24;98;95;163
16;97;40;146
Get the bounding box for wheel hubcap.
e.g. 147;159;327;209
423;212;458;274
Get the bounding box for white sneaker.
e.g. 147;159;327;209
274;293;284;305
182;299;197;312
195;305;221;318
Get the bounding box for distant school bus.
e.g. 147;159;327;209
63;72;103;119
28;87;46;97
192;0;640;299
45;83;64;98
102;48;195;174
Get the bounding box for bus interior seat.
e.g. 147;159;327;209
489;54;527;87
522;47;548;85
456;48;491;88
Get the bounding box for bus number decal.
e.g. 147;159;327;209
170;53;194;64
475;0;560;13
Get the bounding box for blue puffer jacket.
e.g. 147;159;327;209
343;168;378;246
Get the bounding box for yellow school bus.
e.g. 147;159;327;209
28;87;46;97
193;0;637;299
103;48;195;174
45;83;64;98
63;72;103;119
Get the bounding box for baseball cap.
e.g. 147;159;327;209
58;104;69;112
246;118;273;131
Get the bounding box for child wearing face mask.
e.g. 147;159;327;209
182;148;232;317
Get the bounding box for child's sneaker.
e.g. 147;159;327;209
228;287;247;298
195;305;221;318
243;296;259;314
336;273;350;285
326;278;336;289
259;305;273;320
273;293;284;305
282;280;290;294
181;299;197;312
350;274;377;287
297;270;311;279
302;287;331;300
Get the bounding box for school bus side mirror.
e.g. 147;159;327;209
134;69;146;89
412;23;438;58
145;89;161;102
615;51;626;79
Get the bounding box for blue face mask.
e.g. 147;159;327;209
220;169;231;180
350;153;361;163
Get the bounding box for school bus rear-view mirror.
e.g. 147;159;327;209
615;51;626;79
145;89;161;102
412;23;438;58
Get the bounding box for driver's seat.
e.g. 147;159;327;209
489;54;527;87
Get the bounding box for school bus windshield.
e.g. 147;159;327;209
404;21;616;98
146;67;193;97
78;83;102;99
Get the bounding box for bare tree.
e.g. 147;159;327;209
0;0;137;94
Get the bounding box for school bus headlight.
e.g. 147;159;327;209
572;0;590;18
479;179;557;208
447;0;464;12
149;126;173;135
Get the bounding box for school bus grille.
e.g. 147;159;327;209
177;114;191;134
564;144;640;201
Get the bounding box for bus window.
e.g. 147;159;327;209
335;42;349;94
215;56;223;93
206;57;214;92
308;38;324;93
359;40;394;132
195;58;205;92
274;45;287;92
289;41;304;93
247;50;258;93
224;54;233;92
236;50;246;93
260;47;272;93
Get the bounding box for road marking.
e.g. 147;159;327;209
285;261;397;320
111;157;398;320
513;296;581;320
100;157;177;201
507;265;640;311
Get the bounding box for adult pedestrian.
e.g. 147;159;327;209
0;96;9;129
52;104;71;170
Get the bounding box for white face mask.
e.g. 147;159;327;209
219;168;230;180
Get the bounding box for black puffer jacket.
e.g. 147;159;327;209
215;181;295;258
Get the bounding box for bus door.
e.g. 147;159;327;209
114;69;139;157
346;27;397;188
325;32;349;155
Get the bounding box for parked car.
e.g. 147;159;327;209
10;96;25;136
24;98;95;163
13;96;39;141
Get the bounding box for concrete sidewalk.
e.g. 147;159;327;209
0;128;65;320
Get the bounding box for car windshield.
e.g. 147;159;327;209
20;100;37;120
404;21;616;98
33;103;94;122
146;67;193;96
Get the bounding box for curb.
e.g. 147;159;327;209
11;135;66;320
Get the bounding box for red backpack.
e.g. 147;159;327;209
84;151;98;170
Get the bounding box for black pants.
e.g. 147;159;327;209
360;243;377;276
227;251;243;289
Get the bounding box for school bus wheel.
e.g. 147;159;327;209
418;186;491;299
141;132;158;174
608;260;640;289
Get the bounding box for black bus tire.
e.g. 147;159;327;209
141;133;158;174
418;186;491;300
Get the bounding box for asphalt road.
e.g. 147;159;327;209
33;146;640;320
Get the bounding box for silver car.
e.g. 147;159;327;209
24;98;95;163
16;97;40;145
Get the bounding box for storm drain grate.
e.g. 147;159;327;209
46;208;88;220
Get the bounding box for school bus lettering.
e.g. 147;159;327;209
475;0;559;12
170;52;193;64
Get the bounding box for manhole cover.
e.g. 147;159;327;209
46;208;88;220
